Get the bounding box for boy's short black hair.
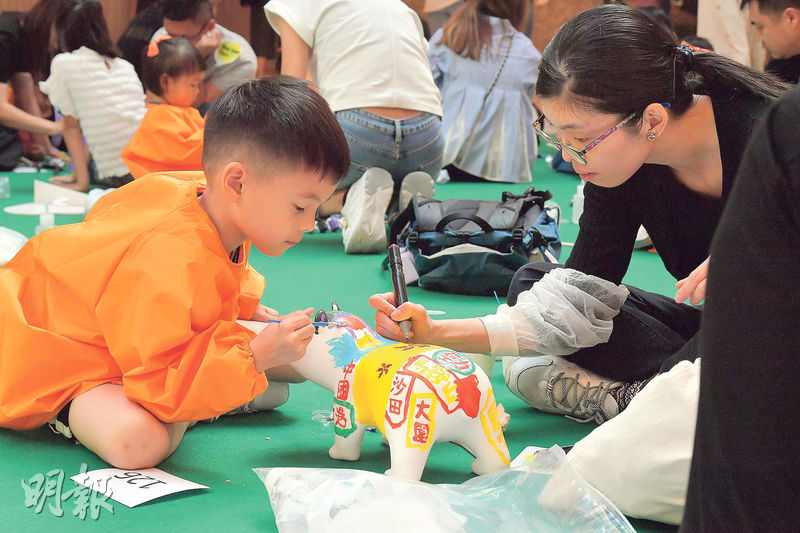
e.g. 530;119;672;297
141;37;206;96
202;76;350;184
162;0;213;23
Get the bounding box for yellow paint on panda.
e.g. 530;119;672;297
406;392;437;450
352;344;432;433
479;388;511;464
215;42;241;63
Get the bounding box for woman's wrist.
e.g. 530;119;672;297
428;319;447;346
428;318;491;354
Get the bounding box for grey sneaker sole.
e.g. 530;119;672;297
361;167;394;196
398;171;435;212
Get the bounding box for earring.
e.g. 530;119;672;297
647;131;657;141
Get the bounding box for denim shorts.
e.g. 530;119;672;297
335;109;444;194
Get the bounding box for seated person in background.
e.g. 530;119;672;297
743;0;800;84
427;1;465;35
429;0;540;184
153;0;257;108
39;0;146;190
0;3;69;170
0;76;350;470
122;36;206;178
266;0;444;254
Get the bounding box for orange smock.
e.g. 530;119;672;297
121;104;204;179
0;173;267;429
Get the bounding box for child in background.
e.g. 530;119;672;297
0;77;350;469
429;0;540;183
121;36;206;178
39;0;146;191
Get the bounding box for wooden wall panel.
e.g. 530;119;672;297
0;0;136;43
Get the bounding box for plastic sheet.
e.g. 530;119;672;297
254;446;634;533
0;226;27;267
481;268;630;357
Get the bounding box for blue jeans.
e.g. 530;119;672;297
336;109;444;208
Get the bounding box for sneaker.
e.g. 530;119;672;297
634;225;653;250
503;355;623;424
199;382;290;423
341;167;393;254
225;382;290;415
398;171;435;212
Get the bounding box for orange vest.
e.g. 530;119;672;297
121;104;204;179
0;173;267;428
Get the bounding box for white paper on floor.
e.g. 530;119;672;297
70;467;209;508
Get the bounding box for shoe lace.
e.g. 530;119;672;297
547;371;618;424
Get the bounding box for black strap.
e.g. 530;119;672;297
502;186;552;204
435;213;494;233
388;200;417;245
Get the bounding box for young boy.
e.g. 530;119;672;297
0;76;350;469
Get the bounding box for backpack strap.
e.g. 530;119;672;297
435;213;494;233
387;195;441;245
502;187;552;207
387;201;416;246
486;199;524;230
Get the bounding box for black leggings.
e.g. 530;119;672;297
508;263;701;382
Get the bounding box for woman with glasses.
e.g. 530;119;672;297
370;4;788;425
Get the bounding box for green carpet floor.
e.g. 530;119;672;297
0;154;677;532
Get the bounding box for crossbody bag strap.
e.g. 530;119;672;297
482;32;515;105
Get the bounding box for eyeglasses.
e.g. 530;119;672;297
164;19;212;43
533;112;637;165
165;28;207;43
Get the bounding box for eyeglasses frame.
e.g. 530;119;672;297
533;112;638;165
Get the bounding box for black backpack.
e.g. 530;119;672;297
387;187;561;296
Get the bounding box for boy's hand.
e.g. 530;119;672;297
250;308;315;372
368;292;435;344
251;304;280;322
